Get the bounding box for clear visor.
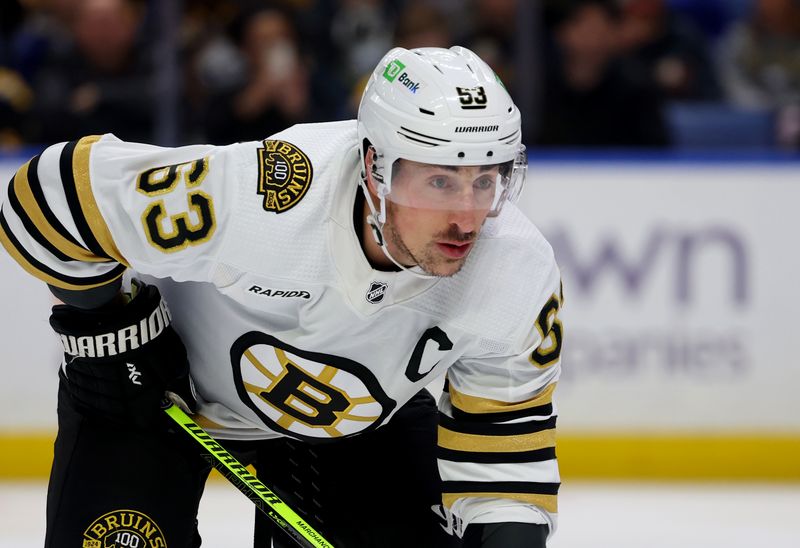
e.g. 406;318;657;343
379;147;527;216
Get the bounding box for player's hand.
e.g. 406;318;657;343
462;522;548;548
49;280;196;427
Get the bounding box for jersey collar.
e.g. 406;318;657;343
328;146;439;316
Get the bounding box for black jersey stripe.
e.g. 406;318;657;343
0;209;126;289
26;154;85;249
11;154;114;263
439;414;557;436
452;403;554;424
6;173;75;263
59;139;109;259
28;154;112;263
438;447;557;464
442;481;560;496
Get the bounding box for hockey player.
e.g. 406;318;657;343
0;46;562;547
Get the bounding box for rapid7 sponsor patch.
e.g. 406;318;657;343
248;285;311;299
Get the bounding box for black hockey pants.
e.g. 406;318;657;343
45;379;459;547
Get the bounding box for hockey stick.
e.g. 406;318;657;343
161;399;334;548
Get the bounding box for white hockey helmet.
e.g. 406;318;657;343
357;46;527;227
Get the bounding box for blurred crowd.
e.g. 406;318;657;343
0;0;799;150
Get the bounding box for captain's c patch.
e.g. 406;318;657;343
257;139;313;213
82;509;166;547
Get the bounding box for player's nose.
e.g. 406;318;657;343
446;208;478;234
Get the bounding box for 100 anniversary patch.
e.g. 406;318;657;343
82;509;166;547
257;139;313;213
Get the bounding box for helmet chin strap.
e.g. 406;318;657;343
358;172;438;280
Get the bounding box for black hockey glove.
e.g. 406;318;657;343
50;280;196;427
462;522;549;548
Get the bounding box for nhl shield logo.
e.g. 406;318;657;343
257;139;313;213
365;281;388;304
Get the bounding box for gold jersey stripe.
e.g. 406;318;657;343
0;217;124;290
72;136;129;266
442;492;558;514
450;382;556;415
244;350;277;382
438;425;556;453
191;414;227;430
11;160;109;263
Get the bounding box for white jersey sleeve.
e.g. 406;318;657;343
0;134;234;290
437;250;563;536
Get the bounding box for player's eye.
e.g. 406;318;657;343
474;176;495;191
429;177;450;190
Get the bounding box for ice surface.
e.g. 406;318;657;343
1;480;799;547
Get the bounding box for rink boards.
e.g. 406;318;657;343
0;150;798;479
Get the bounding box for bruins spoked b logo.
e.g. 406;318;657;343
82;510;166;547
257;139;313;213
231;332;395;441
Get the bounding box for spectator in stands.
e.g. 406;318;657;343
667;0;741;42
0;66;32;148
1;0;24;68
30;0;154;144
0;0;36;147
537;0;669;147
202;6;324;144
718;0;800;147
394;1;453;50
3;0;81;93
616;0;722;101
330;0;395;89
460;0;519;97
343;1;454;117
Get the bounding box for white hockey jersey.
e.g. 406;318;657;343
0;121;563;533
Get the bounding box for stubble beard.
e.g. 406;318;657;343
384;221;470;278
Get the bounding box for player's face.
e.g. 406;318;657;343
382;160;498;277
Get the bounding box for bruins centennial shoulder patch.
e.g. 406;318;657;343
257;139;313;213
82;509;166;547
